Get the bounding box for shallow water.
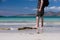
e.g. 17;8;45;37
0;16;60;28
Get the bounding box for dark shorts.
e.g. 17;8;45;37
36;10;44;17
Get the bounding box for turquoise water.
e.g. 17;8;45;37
0;16;60;22
0;16;60;28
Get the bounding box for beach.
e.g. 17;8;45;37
0;0;60;40
0;23;60;40
0;16;60;40
0;26;60;40
0;33;60;40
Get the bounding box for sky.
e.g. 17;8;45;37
0;0;60;16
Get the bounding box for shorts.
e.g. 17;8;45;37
36;10;44;17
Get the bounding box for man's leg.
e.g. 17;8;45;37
41;16;43;27
36;16;39;28
40;16;44;33
36;16;40;33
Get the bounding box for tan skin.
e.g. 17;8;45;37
39;0;43;12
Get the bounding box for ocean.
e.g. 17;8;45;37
0;16;60;28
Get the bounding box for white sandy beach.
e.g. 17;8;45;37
0;21;60;40
0;26;60;40
0;32;60;40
